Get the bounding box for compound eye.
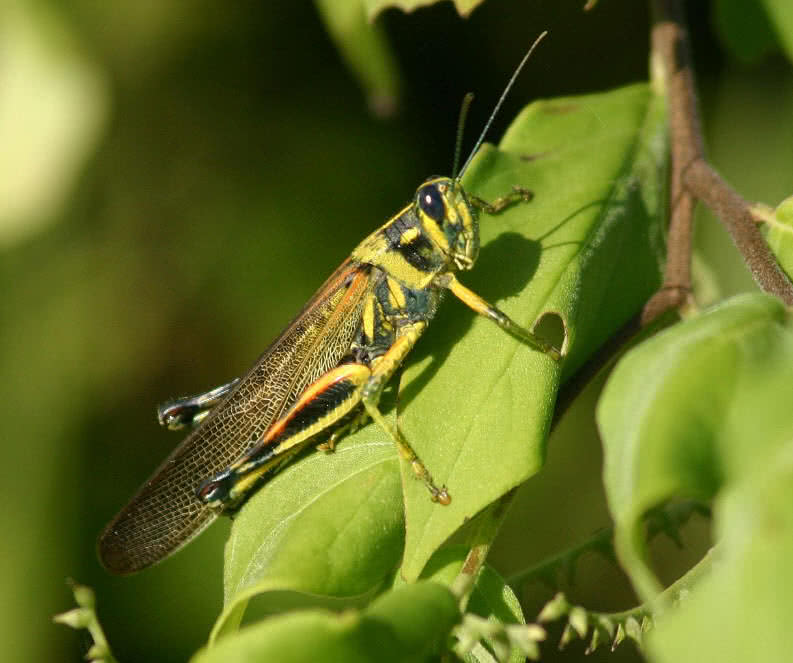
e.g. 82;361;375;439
418;184;446;223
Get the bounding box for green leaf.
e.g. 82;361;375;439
598;293;793;601
598;293;793;662
314;0;400;116
195;582;459;663
364;0;484;20
758;195;793;280
212;435;402;640
399;82;667;579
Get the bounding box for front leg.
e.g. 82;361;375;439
468;186;532;214
439;273;562;361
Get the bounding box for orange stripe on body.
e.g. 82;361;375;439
260;363;370;446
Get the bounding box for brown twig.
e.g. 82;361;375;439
644;0;793;321
642;0;701;324
684;161;793;304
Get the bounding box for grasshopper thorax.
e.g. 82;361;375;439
415;176;479;272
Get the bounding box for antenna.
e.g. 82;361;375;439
451;92;475;179
456;30;548;181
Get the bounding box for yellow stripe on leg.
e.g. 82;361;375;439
442;274;561;360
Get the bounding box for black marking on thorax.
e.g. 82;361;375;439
384;211;439;273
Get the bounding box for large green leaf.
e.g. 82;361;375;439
597;293;793;661
196;582;458;663
215;82;667;631
399;82;667;579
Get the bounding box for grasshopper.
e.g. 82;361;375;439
98;33;560;575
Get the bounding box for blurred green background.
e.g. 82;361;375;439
2;1;791;661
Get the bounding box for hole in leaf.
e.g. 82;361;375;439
533;311;567;355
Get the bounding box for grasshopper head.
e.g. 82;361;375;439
415;176;479;271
